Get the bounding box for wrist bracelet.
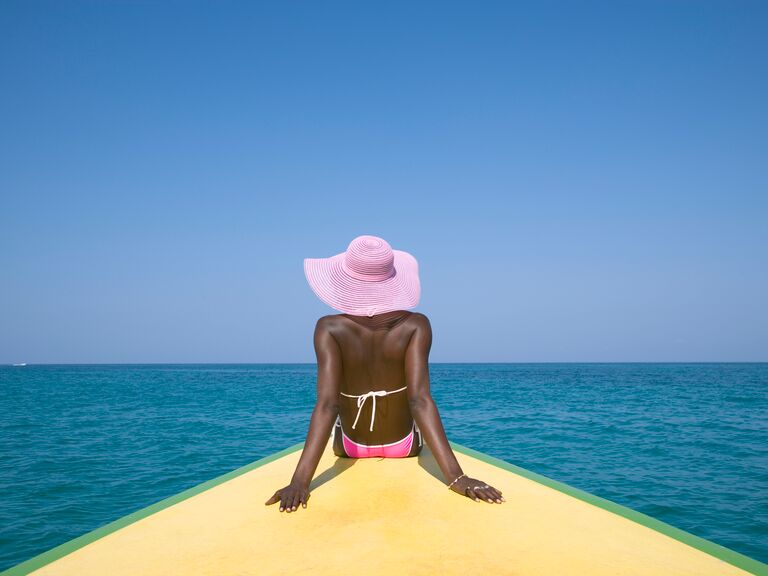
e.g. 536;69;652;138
447;473;466;489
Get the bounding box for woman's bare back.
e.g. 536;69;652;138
265;306;506;511
323;310;419;447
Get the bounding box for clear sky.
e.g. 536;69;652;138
1;1;766;363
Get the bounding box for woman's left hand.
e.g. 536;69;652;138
450;475;505;503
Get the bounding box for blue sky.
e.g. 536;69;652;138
1;1;766;363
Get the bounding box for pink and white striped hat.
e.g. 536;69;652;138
304;235;420;317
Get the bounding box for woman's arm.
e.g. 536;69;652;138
291;316;342;485
405;313;464;483
406;313;504;504
265;316;341;512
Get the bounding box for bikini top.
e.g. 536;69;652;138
339;386;408;432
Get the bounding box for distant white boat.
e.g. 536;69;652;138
12;363;27;366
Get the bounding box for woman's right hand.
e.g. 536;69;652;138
450;475;505;503
265;482;311;512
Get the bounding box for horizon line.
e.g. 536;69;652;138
3;361;767;366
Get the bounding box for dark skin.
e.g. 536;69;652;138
265;310;505;512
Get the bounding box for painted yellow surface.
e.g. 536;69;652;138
29;439;752;576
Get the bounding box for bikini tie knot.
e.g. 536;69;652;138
352;390;390;432
339;386;408;432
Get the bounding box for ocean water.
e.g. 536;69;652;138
0;363;766;570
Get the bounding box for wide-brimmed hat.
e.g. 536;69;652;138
304;235;420;317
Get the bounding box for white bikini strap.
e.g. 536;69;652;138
339;386;408;431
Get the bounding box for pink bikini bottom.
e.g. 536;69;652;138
334;416;422;458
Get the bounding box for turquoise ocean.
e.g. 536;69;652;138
1;363;766;570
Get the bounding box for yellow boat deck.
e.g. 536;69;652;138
4;439;766;575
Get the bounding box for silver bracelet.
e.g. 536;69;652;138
447;473;466;489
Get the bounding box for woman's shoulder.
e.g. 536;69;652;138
406;311;429;322
404;311;430;327
314;313;346;328
314;311;430;329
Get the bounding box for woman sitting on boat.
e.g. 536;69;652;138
266;235;505;512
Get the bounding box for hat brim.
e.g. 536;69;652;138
304;249;420;316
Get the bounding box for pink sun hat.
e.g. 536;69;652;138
304;235;421;317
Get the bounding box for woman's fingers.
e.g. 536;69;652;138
466;481;505;504
268;486;312;512
283;492;294;512
479;488;497;503
474;487;491;502
474;487;489;502
265;490;281;506
450;476;505;504
281;490;292;512
285;490;308;512
478;486;501;503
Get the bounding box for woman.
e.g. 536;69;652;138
265;235;504;512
